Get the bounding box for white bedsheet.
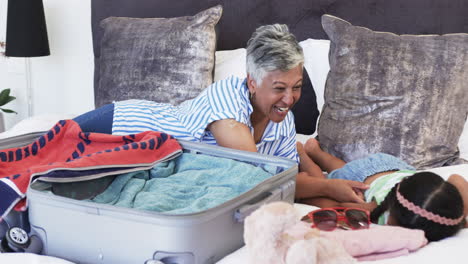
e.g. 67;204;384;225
0;114;76;140
217;223;468;264
217;164;468;264
0;253;75;264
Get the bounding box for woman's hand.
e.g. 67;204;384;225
324;179;369;203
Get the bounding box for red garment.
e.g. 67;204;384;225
0;120;182;219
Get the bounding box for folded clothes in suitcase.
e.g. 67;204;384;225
25;139;297;264
1;120;183;220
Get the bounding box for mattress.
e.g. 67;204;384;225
1;117;467;264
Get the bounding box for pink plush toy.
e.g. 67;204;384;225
244;201;356;264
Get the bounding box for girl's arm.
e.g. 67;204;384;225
295;172;369;204
448;174;468;227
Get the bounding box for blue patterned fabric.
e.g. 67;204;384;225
328;153;415;182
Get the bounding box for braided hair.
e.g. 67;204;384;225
370;172;465;242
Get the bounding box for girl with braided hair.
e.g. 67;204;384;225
368;172;465;241
297;138;468;242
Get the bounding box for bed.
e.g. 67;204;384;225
1;0;468;263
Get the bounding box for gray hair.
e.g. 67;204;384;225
246;24;304;84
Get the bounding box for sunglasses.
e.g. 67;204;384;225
305;207;370;231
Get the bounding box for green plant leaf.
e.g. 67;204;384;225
0;108;17;114
0;89;10;97
0;91;16;108
0;89;16;106
1;96;16;106
0;89;10;103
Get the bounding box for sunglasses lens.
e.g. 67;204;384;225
312;210;337;231
346;209;369;229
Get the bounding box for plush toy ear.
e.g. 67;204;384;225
286;239;318;264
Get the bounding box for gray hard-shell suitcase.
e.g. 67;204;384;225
0;132;51;253
8;133;298;264
0;133;44;237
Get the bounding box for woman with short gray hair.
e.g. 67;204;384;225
207;23;304;157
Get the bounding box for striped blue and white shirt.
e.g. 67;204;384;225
113;76;299;162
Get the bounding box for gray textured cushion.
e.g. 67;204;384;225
318;15;468;169
97;5;222;106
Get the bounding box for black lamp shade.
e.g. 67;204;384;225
5;0;50;57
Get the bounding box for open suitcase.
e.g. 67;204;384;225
1;132;297;264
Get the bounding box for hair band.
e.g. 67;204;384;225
396;183;464;226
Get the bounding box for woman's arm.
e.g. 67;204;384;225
208;119;257;152
209;119;369;205
295;172;369;203
300;196;377;212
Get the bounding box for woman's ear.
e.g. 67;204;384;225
246;73;257;94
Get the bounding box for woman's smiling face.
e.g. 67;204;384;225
248;64;303;123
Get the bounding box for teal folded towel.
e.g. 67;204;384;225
91;153;272;214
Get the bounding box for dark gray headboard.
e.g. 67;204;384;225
92;0;468;56
91;0;468;132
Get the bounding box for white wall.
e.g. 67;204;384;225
0;0;94;130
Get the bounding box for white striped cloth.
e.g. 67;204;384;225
113;76;299;162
